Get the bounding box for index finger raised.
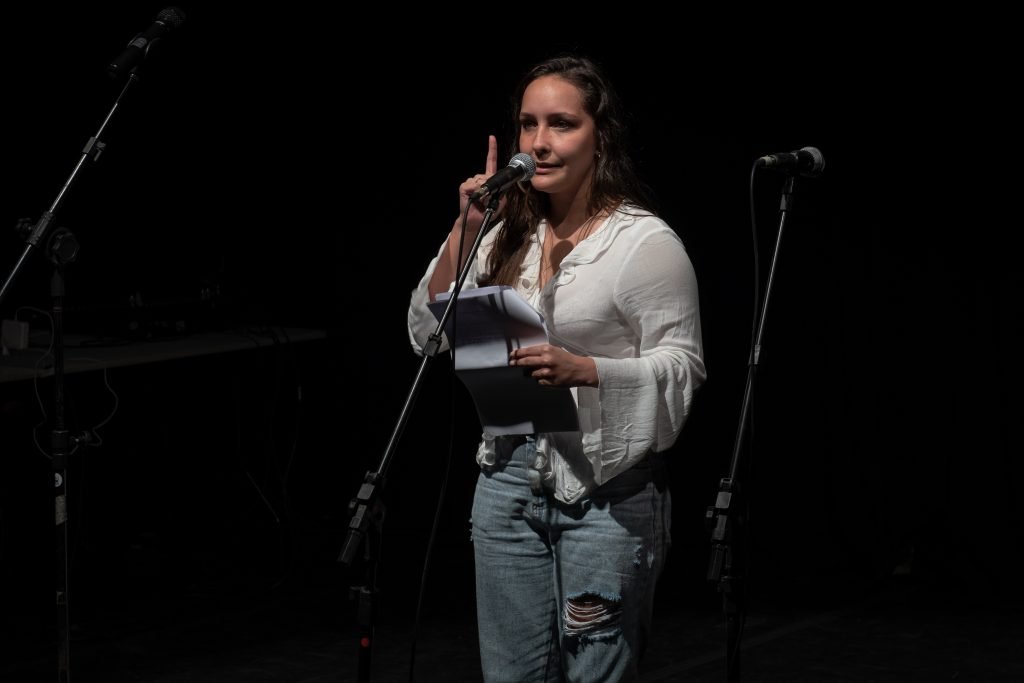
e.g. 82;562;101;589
485;135;498;175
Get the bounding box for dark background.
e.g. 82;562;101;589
1;4;1018;680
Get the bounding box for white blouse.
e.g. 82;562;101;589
408;205;705;504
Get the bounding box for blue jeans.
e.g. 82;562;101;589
471;438;671;682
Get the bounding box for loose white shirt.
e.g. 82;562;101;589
408;205;705;504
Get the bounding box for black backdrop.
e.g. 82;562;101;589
2;3;1019;668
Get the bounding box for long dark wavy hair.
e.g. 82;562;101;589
480;55;657;287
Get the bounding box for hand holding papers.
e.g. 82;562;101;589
428;286;579;435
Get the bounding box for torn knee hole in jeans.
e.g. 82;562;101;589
563;592;623;637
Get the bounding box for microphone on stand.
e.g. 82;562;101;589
471;153;537;200
756;146;825;178
107;7;187;79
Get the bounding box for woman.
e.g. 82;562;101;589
408;55;705;682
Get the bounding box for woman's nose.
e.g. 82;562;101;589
530;127;550;154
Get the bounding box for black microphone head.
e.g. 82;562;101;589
797;146;825;178
107;7;186;78
508;153;537;180
157;6;187;28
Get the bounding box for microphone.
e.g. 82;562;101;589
756;146;825;178
471;153;537;200
107;7;187;79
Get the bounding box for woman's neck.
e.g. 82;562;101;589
539;197;608;290
547;192;596;239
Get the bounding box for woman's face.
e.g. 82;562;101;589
518;75;598;199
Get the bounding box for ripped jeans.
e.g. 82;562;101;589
471;438;671;682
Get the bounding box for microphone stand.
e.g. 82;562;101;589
0;69;145;683
339;194;502;683
705;175;797;683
